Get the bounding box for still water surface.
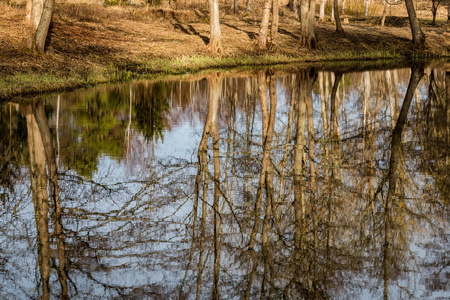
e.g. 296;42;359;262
0;64;449;299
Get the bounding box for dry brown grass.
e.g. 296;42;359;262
0;2;449;100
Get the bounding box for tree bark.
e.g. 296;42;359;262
299;0;317;49
334;0;344;33
258;0;272;49
448;4;450;25
270;0;279;43
245;0;252;13
28;0;54;53
381;0;388;27
319;0;326;21
291;0;299;16
404;0;426;49
208;0;223;54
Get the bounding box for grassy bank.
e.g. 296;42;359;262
1;2;449;101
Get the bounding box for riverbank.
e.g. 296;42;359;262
1;2;449;100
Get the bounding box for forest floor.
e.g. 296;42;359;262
1;2;450;100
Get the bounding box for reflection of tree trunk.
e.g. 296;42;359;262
305;69;318;288
25;103;51;300
246;71;276;299
249;71;270;251
293;71;307;286
260;75;277;298
278;74;295;219
383;65;424;300
31;101;69;299
330;72;342;181
209;74;222;300
195;74;222;300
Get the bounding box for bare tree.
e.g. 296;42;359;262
430;0;444;25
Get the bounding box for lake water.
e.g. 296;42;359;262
0;63;449;299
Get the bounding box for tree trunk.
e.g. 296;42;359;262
258;0;272;49
334;0;344;33
319;0;326;21
448;4;450;25
404;0;426;49
245;0;251;13
232;0;239;14
28;0;54;53
26;0;33;24
208;0;223;54
431;5;437;25
300;0;317;49
290;0;299;16
381;0;388;27
331;0;335;22
270;0;279;43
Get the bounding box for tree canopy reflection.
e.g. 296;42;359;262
0;65;448;299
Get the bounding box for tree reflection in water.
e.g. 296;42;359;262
0;64;448;299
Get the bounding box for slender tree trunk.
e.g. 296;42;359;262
299;0;317;49
404;0;426;49
245;0;252;13
291;0;299;16
319;0;326;21
381;0;388;27
26;0;33;24
447;4;450;25
270;0;279;43
334;0;344;33
258;0;272;49
431;6;437;25
208;0;223;54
